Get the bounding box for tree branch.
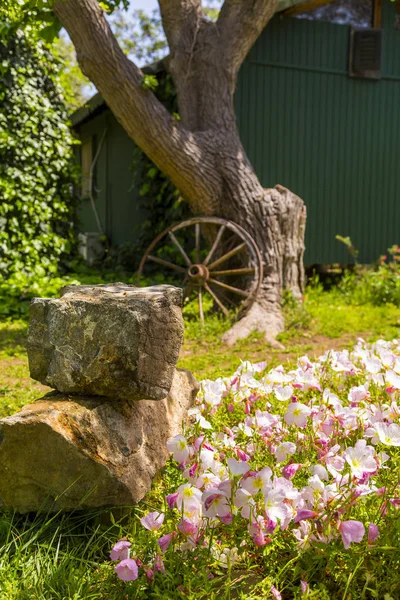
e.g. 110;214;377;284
158;0;203;54
217;0;278;73
53;0;221;209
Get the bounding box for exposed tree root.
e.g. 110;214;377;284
222;303;285;349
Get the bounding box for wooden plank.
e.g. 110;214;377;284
373;0;382;28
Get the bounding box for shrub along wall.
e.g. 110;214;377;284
0;28;78;279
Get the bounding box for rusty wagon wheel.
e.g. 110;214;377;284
137;217;263;324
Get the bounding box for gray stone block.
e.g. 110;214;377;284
27;283;184;401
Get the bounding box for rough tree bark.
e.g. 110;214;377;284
54;0;306;345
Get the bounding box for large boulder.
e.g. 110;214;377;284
0;368;198;513
27;283;184;401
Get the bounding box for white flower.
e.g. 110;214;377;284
274;385;293;401
264;489;288;523
166;434;190;463
211;545;239;569
344;439;376;478
227;458;250;477
364;357;382;374
310;464;329;481
241;467;272;496
374;422;400;446
197;415;213;429
202;378;226;407
202;489;231;518
275;442;296;463
176;484;202;518
386;370;400;390
348;384;369;404
234;488;255;519
284;402;311;427
254;410;280;431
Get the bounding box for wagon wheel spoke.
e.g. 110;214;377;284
168;231;192;267
207;242;247;271
203;225;226;266
204;282;229;317
198;287;204;325
209;267;256;276
195;223;201;264
147;255;187;273
138;217;263;323
208;278;248;298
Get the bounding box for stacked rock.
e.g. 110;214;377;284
0;284;198;512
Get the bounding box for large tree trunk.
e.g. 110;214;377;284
166;39;306;345
53;0;306;345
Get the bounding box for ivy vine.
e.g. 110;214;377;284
0;29;79;278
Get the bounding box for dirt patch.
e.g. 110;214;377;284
272;331;370;364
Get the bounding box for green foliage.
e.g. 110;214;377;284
334;243;400;306
336;234;359;264
110;8;168;64
142;73;158;91
0;29;79;278
52;35;94;111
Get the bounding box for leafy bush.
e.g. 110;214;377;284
0;28;79;278
336;245;400;306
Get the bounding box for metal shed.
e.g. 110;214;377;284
72;0;400;265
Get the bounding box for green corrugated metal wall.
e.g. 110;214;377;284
235;1;400;264
76;112;146;246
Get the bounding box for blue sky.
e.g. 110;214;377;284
131;0;159;10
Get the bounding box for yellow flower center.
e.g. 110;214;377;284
254;477;263;490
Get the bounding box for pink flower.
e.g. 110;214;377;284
110;539;131;561
140;511;165;531
368;523;379;544
270;585;282;599
178;518;198;536
166;492;179;509
236;448;250;461
301;580;310;595
248;521;269;546
194;435;205;451
339;520;365;549
154;554;165;574
294;509;318;524
189;462;198;478
158;532;174;552
220;512;233;525
115;558;139;581
282;463;302;479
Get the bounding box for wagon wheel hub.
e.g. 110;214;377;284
188;263;209;284
137;216;263;325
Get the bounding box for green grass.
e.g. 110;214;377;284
0;286;399;598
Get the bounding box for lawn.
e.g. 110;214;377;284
0;283;399;599
1;286;399;420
